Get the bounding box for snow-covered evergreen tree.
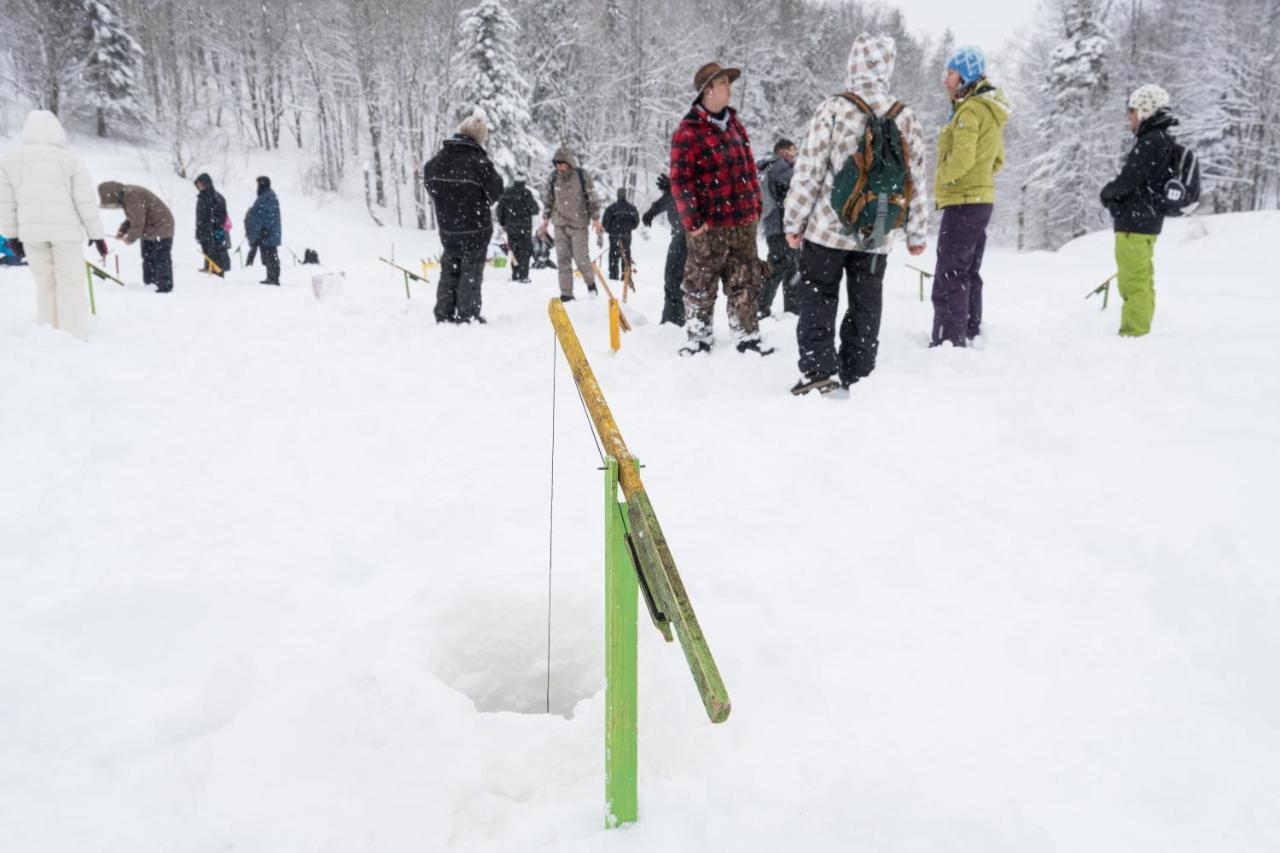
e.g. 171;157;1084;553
81;0;145;136
453;0;542;181
1023;0;1116;246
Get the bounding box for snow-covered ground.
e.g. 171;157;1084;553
2;136;1278;852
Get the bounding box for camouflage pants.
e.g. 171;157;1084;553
682;223;764;345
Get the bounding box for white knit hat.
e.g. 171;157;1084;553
457;109;489;146
1128;85;1170;122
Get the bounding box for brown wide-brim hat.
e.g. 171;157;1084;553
693;62;742;95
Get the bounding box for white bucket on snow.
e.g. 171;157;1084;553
311;271;345;300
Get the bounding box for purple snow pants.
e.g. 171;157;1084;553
931;203;993;347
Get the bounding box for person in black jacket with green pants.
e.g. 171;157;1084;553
424;112;504;324
1100;85;1176;337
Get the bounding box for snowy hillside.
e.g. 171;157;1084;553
2;138;1278;853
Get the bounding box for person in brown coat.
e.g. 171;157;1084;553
98;181;175;293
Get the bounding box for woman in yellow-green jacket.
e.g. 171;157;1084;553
930;47;1012;347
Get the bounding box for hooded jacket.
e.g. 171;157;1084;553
1100;110;1177;236
758;154;795;238
194;172;228;245
0;111;106;243
784;33;928;253
496;181;540;235
98;182;175;243
423;134;504;250
602;195;640;236
669;102;761;232
244;178;282;248
542;147;600;230
934;78;1012;208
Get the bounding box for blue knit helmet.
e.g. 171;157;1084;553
946;47;987;85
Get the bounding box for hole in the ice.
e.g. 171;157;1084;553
428;594;600;719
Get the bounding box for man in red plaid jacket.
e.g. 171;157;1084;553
668;62;770;356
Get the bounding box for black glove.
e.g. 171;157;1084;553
642;212;654;228
89;239;108;257
9;238;24;260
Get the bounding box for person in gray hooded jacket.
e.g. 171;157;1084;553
538;146;603;301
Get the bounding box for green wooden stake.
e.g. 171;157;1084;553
919;272;924;302
1102;279;1110;310
84;263;97;316
605;457;639;828
403;270;411;300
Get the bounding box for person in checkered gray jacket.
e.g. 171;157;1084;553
783;33;929;395
668;61;770;357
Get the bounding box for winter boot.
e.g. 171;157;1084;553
791;374;840;396
560;294;575;303
736;339;775;356
678;341;712;358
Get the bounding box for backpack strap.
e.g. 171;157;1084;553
839;93;907;122
837;92;873;115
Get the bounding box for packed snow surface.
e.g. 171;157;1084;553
2;138;1277;852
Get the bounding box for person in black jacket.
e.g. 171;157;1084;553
602;187;640;281
424;111;504;323
641;173;685;325
1100;84;1176;337
194;173;231;277
496;173;539;283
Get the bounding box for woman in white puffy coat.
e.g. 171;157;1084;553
0;111;107;340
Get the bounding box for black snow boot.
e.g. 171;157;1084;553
678;341;712;358
736;339;775;356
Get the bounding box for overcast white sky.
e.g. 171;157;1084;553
893;0;1039;52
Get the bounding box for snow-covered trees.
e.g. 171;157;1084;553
1004;0;1280;248
453;0;540;182
1021;0;1116;246
82;0;145;137
2;0;1273;238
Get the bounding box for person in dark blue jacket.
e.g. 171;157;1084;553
245;175;283;285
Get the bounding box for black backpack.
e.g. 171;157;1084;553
1161;141;1201;217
